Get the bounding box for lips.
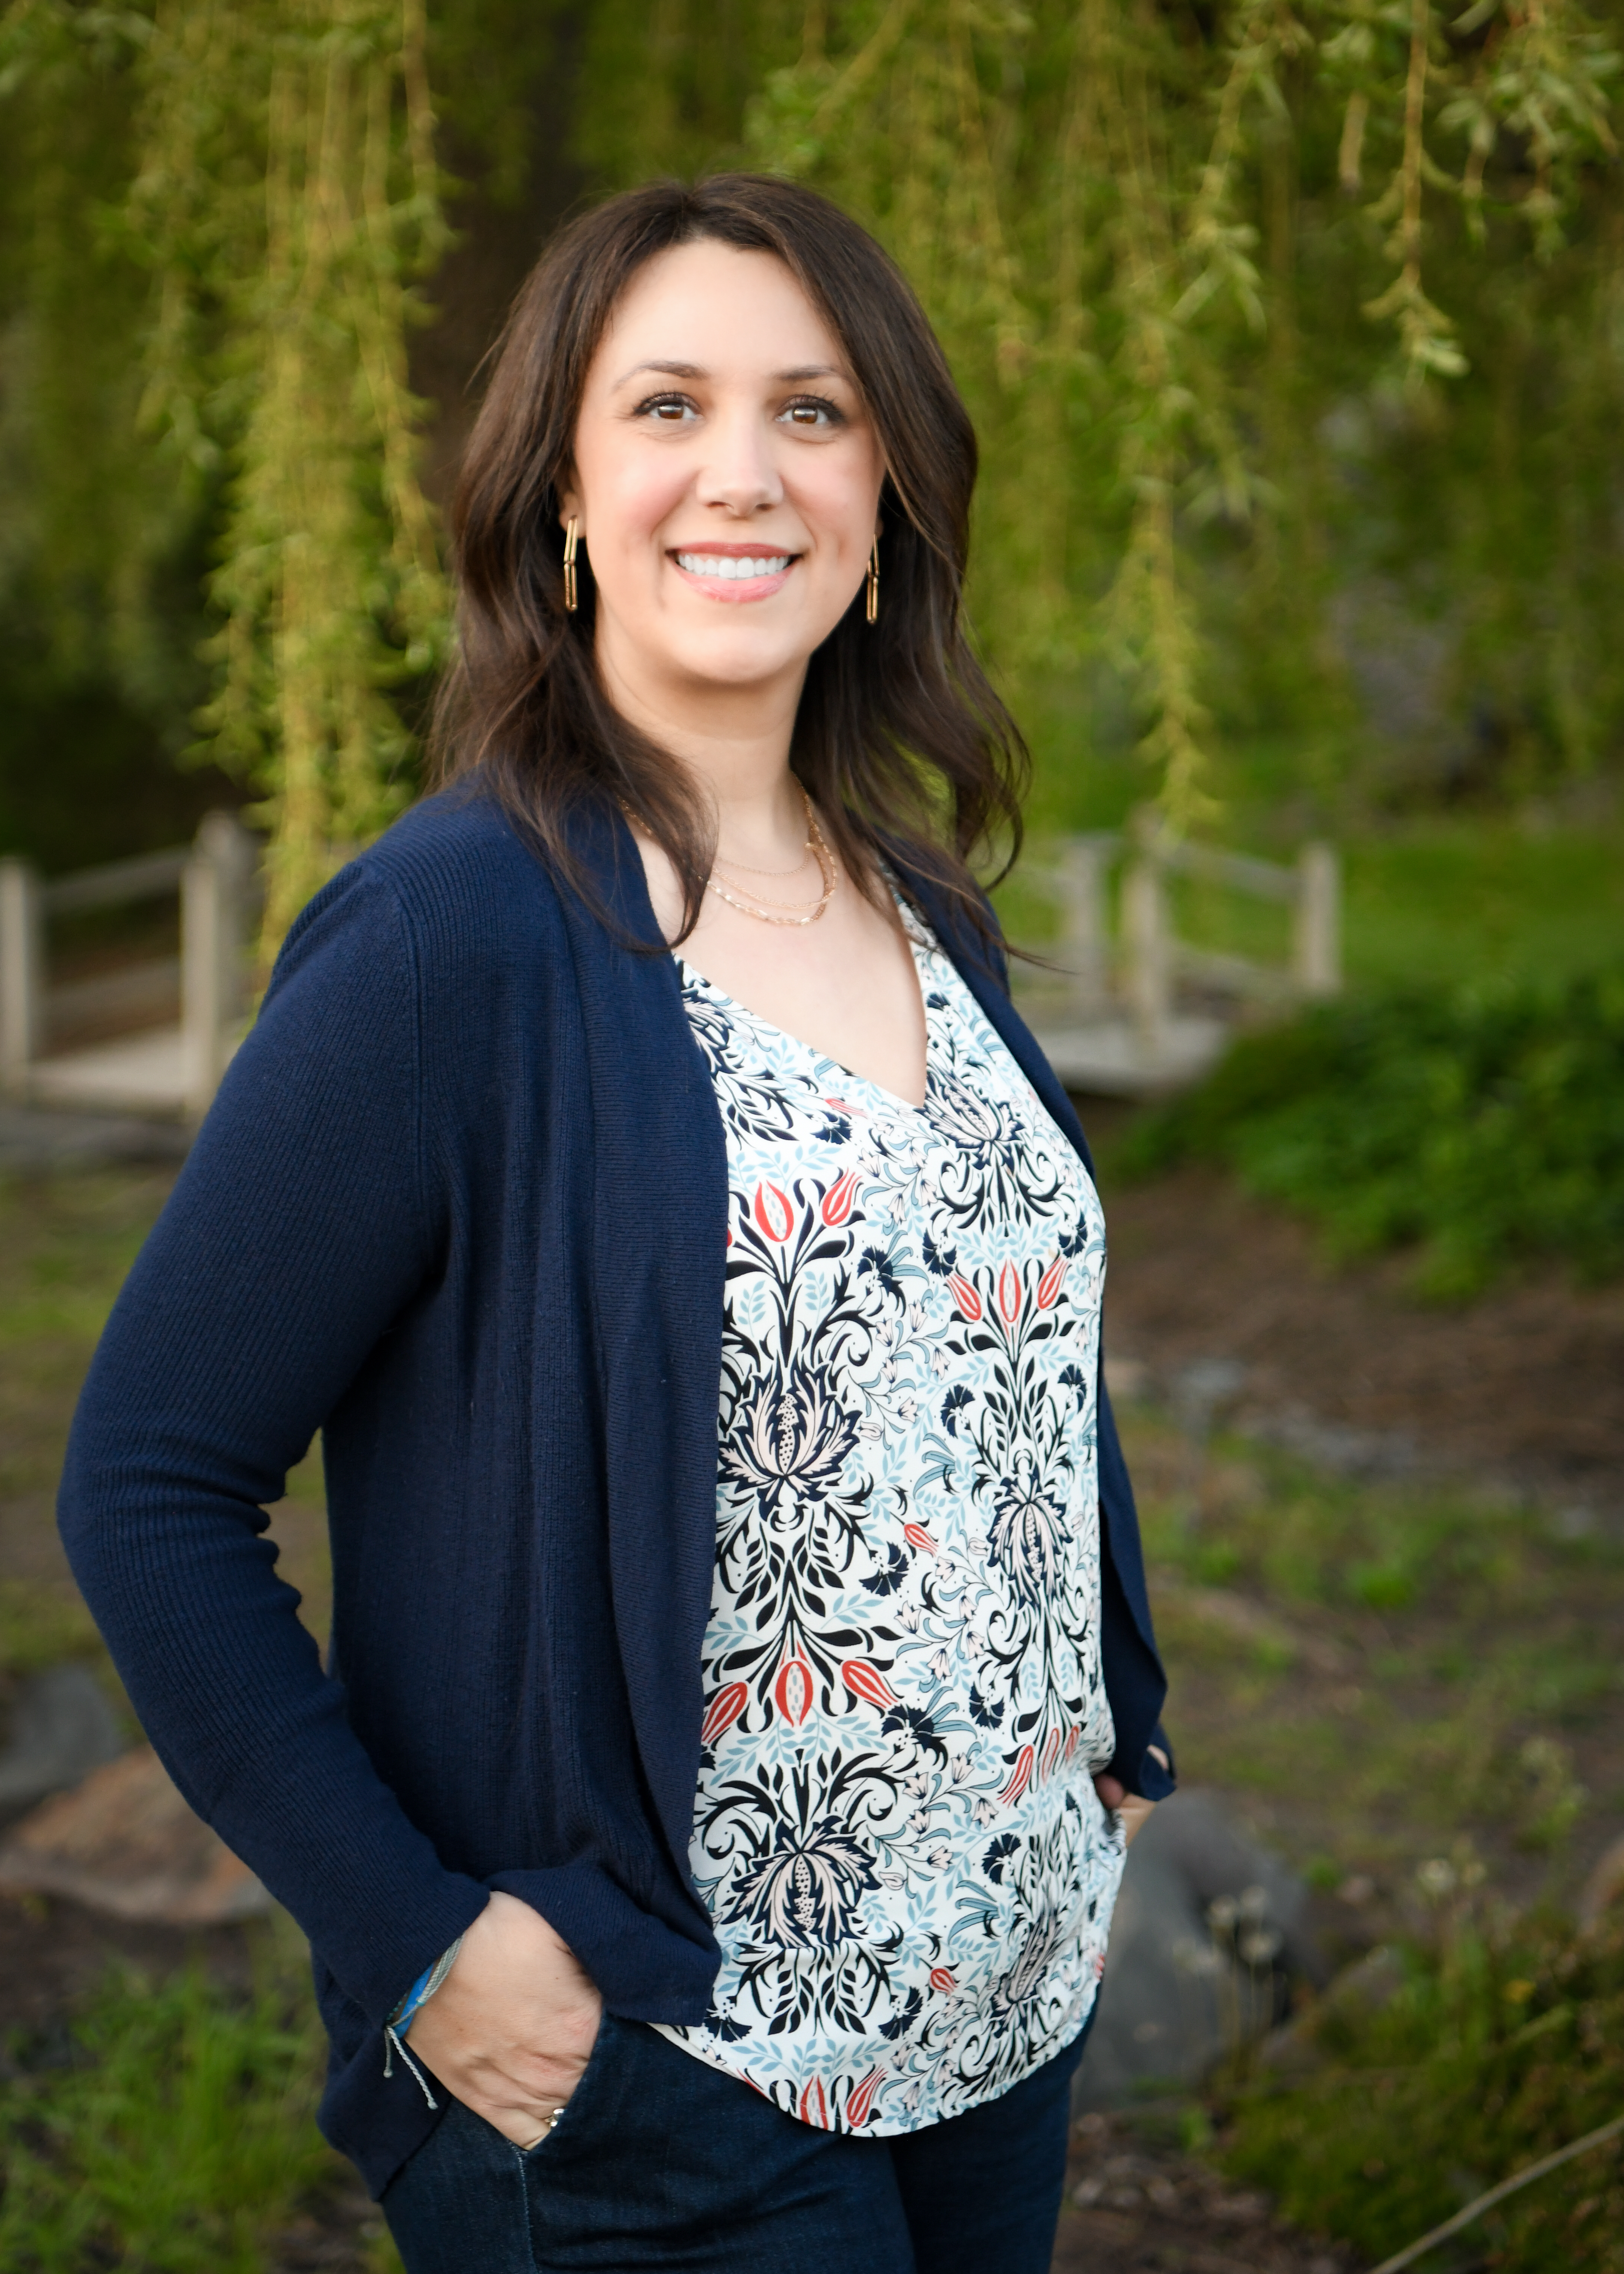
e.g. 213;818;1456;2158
669;545;799;603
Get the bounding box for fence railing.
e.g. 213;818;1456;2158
1014;813;1340;1080
0;811;258;1120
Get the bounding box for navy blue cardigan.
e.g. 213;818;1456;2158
58;787;1170;2197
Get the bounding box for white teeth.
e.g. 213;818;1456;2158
675;552;791;580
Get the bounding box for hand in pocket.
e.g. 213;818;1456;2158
406;1891;603;2146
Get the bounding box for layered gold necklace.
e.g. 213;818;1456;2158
707;786;839;927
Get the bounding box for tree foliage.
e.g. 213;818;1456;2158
575;0;1624;826
3;2;1624;947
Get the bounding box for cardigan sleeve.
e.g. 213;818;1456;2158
57;866;490;2025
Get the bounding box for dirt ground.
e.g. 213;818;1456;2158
1083;1100;1624;1522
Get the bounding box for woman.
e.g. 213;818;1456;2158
60;174;1171;2272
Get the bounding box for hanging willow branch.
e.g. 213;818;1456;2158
130;0;451;958
728;0;1622;823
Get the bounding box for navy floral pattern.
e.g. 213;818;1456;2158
656;902;1122;2134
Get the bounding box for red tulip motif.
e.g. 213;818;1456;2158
928;1966;957;1995
902;1522;939;1557
799;2077;831;2129
998;1744;1035;1809
997;1261;1023;1324
840;1659;900;1711
1063;1723;1081;1763
820;1170;859;1227
946;1272;982;1323
1035;1255;1068;1310
847;2067;885;2126
1040;1726;1063;1783
700;1682;748;1748
774;1657;814;1728
753;1182;795;1241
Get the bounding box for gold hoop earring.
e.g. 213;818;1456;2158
865;537;879;626
563;517;580;614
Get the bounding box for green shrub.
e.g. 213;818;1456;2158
0;1926;336;2272
1112;968;1624;1297
1220;1894;1624;2272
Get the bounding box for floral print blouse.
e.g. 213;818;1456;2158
656;899;1124;2134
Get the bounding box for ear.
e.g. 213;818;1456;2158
557;478;581;528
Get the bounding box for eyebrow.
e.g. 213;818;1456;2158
609;358;854;389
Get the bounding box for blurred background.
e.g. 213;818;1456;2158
0;5;1622;2270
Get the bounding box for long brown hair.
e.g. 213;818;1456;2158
431;172;1027;945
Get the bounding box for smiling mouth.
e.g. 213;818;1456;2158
673;551;796;581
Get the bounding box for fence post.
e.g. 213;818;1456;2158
194;811;253;1024
182;856;226;1120
1121;813;1172;1053
1055;835;1112;1019
1293;842;1341;999
0;857;43;1097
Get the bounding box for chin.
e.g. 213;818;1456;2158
661;623;818;689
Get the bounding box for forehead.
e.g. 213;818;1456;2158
594;239;850;384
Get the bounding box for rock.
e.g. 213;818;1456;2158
0;1745;273;1925
0;1662;126;1817
1075;1788;1322;2109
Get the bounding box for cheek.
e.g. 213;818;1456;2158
602;461;689;551
796;451;883;559
573;429;687;562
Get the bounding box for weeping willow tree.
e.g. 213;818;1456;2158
127;0;454;942
2;0;1622;954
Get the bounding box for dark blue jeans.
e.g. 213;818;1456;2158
382;2011;1092;2272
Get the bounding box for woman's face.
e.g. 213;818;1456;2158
562;239;885;711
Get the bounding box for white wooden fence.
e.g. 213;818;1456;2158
0;812;258;1121
1014;812;1341;1095
0;806;1335;1115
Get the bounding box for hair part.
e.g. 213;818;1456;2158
430;172;1027;948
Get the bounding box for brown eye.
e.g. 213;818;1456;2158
635;393;698;425
779;395;844;431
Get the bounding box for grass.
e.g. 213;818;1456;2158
0;1169;383;2273
1107;966;1624;1297
1115;1391;1624;2268
0;1920;402;2273
1218;1896;1624;2271
1118;1401;1624;1888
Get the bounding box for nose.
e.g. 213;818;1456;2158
695;401;784;519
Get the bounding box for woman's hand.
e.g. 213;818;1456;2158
1093;1746;1170;1847
404;1890;603;2147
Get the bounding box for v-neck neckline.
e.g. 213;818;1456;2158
676;922;940;1122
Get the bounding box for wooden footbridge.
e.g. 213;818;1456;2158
0;809;1340;1122
0;813;257;1122
1008;812;1341;1097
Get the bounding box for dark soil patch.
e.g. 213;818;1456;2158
1054;2110;1355;2274
1079;1100;1624;1521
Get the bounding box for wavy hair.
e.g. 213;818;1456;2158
431;172;1027;944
